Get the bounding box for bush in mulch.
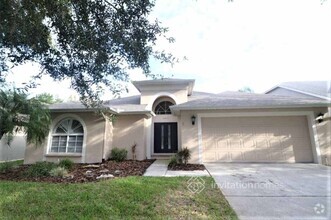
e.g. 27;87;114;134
59;159;74;170
0;162;15;173
168;163;205;171
0;159;155;183
168;147;205;171
50;167;69;177
110;148;128;162
25;162;57;177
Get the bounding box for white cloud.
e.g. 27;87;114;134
150;0;331;93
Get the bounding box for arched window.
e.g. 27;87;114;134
154;101;173;115
50;118;84;153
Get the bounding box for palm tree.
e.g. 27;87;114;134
0;89;51;145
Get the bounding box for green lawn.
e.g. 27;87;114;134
0;177;237;219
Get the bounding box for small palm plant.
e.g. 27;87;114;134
0;89;51;145
177;147;191;165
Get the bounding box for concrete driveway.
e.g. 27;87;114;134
205;163;331;220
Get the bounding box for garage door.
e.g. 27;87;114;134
202;116;314;163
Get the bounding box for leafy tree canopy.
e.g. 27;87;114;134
238;86;254;93
0;88;51;145
35;93;63;104
0;0;175;106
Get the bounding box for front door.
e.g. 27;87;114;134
154;123;178;153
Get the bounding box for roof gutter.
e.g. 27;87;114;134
50;107;118;114
116;110;155;117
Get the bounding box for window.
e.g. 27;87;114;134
154;101;173;115
50;118;84;153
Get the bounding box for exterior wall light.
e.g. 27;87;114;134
316;113;324;123
191;115;196;125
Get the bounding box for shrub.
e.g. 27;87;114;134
59;159;74;170
0;161;14;173
25;162;56;177
177;147;191;165
110;148;128;162
0;160;22;173
168;155;178;168
50;167;68;177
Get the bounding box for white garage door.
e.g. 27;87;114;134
202;116;314;163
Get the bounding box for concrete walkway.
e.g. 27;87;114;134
143;159;210;177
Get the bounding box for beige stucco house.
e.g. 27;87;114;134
24;79;331;165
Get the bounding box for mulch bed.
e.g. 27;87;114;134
0;160;155;183
168;164;205;171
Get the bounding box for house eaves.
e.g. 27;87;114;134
132;79;195;96
116;110;155;117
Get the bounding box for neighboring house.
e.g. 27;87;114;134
0;133;26;162
24;79;331;165
265;81;331;101
265;81;331;165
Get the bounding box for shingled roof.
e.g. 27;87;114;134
171;91;330;112
49;89;330;114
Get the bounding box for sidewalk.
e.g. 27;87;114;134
143;159;210;177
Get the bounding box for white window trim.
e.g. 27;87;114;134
146;92;179;111
51;133;84;153
197;111;322;164
44;114;87;163
154;101;173;115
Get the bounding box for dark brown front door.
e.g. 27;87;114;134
154;123;178;153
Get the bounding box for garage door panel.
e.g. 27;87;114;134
242;151;258;161
242;139;255;148
280;127;306;138
268;139;282;148
282;151;295;162
229;140;242;148
255;139;269;148
256;151;270;161
229;151;244;161
253;128;267;138
217;140;228;149
268;150;286;161
226;127;242;137
201;116;314;163
203;152;217;162
290;139;312;149
218;152;229;161
294;150;314;162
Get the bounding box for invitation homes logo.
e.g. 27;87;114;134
187;177;205;194
314;203;325;215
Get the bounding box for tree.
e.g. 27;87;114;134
0;89;51;145
35;93;63;104
0;0;175;106
238;86;254;93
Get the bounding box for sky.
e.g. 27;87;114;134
5;0;331;100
